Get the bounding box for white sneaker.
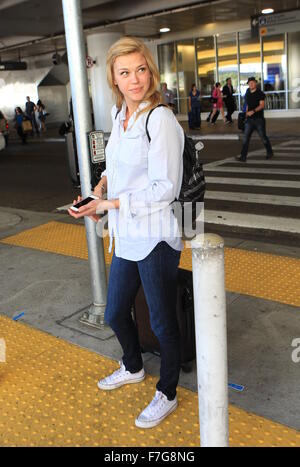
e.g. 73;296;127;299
135;390;178;429
97;361;145;390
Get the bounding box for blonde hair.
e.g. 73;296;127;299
106;36;164;116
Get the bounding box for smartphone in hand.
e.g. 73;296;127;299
70;195;99;212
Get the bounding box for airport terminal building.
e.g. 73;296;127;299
0;0;300;128
156;22;300;115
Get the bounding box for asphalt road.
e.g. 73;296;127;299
0;132;286;212
0;135;80;212
2;130;300;246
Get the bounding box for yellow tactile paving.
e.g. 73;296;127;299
0;316;59;366
0;316;299;447
0;221;114;265
1;221;300;307
180;247;300;308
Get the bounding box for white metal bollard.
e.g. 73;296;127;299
191;233;229;447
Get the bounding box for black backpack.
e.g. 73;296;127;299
145;104;206;232
115;104;206;232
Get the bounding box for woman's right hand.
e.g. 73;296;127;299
69;195;100;223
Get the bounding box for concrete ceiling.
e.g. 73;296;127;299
0;0;299;61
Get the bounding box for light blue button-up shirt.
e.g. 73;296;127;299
101;101;184;261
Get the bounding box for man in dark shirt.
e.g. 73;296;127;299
25;96;39;135
236;77;273;162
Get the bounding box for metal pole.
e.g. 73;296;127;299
237;32;241;112
194;37;198;88
214;35;219;83
191;233;229;447
175;41;181;114
284;32;289;110
260;35;264;91
62;0;107;328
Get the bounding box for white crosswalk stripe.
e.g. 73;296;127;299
228;160;300;165
205;177;300;188
204;210;300;234
206;191;300;207
202;139;300;235
269;148;300;152
250;155;300;159
205;166;300;175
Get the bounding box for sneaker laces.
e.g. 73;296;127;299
144;391;168;416
105;361;128;382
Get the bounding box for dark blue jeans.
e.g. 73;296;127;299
104;241;181;401
188;107;201;128
241;117;273;159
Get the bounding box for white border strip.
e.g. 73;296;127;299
205;166;300;175
206;191;300;207
234;160;300;165
205;176;300;188
189;134;239;141
204;210;300;234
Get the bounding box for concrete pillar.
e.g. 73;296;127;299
87;32;122;132
145;41;159;67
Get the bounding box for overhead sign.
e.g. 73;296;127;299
258;9;300;36
0;61;27;71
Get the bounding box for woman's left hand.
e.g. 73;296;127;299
68;198;118;220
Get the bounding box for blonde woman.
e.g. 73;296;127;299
68;37;184;428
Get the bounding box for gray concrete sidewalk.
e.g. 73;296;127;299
0;206;300;431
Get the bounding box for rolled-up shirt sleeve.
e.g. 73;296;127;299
119;108;184;221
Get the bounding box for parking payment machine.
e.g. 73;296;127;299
88;130;106;188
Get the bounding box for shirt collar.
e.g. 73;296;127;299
119;101;148;120
119;101;148;131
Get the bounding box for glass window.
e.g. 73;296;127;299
288;31;300;109
176;39;196;114
262;34;286;109
217;33;238;111
157;43;178;112
239;31;262;109
217;34;238;89
196;36;216;112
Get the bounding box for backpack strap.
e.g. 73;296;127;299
115;108;121;119
145;104;167;142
